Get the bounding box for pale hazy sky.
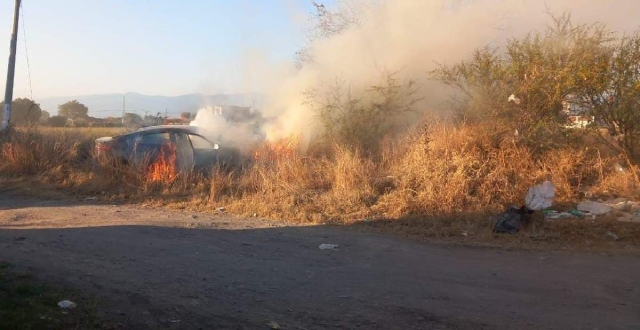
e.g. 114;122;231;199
0;0;332;99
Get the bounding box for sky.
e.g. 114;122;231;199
0;0;332;99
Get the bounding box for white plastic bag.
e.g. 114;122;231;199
525;181;555;211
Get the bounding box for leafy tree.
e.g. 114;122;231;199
58;100;89;120
586;32;640;159
47;115;68;127
142;112;166;127
39;110;50;123
307;69;420;151
180;112;193;121
431;14;617;150
123;112;143;127
432;13;640;159
0;98;42;125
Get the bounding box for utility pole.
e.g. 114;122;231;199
121;94;126;126
1;0;21;131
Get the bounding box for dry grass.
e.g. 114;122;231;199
2;124;640;252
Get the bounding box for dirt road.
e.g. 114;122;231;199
0;192;639;330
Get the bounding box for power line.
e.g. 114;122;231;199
20;1;32;101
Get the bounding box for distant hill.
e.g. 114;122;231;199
37;92;265;118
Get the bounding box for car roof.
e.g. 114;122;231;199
129;125;212;136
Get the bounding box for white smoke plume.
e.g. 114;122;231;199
189;107;259;149
257;0;640;145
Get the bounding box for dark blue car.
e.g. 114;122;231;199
94;125;241;172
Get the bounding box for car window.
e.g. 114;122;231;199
138;133;171;146
188;134;213;150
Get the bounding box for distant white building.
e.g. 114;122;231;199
562;94;594;128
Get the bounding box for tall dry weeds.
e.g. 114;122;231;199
1;123;638;230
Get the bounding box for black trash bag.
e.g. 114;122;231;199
493;206;534;234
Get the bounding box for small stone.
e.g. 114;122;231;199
606;231;620;241
57;300;77;309
267;321;280;329
616;213;636;223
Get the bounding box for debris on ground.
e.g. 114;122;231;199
606;232;620;241
508;94;521;105
494;206;532;234
569;209;584;218
84;197;97;202
267;321;280;329
525;181;555;211
217;207;226;213
57;300;77;309
577;201;612;216
10;214;26;221
541;197;640;223
319;244;339;250
543;211;576;220
495;181;555;234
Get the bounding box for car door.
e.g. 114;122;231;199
187;134;218;170
170;132;195;173
129;132;171;168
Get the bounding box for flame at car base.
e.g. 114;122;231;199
147;143;178;183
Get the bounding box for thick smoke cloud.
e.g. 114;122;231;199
196;0;640;148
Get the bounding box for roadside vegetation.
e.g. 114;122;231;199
2;14;640;250
0;261;114;329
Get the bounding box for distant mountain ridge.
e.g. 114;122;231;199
37;92;265;118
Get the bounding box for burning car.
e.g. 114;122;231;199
94;125;241;174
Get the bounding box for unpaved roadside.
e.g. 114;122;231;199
0;192;639;330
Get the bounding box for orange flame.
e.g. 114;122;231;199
147;143;177;182
254;136;299;163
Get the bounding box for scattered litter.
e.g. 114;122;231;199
569;209;584;218
461;231;469;237
319;243;339;250
508;94;521;105
606;231;620;241
577;201;612;216
363;218;371;223
525;181;555;211
544;211;575;220
252;213;258;217
217;207;226;213
614;163;625;172
494;206;531;234
611;201;633;212
494;182;555;234
10;214;26;221
267;321;280;329
84;197;97;201
57;300;77;309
